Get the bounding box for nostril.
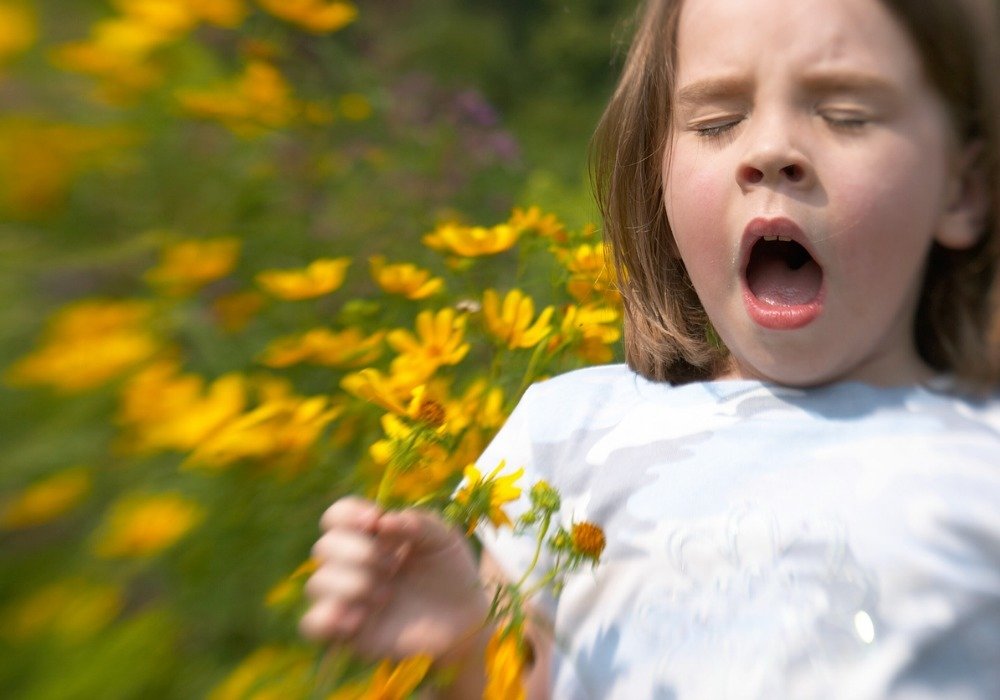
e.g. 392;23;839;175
782;164;804;182
741;166;764;184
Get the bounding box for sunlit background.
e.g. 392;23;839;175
0;1;632;697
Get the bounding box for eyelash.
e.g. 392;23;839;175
821;114;868;130
693;119;742;140
691;113;869;140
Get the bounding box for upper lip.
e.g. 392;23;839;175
739;216;820;277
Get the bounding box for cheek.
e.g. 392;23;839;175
663;149;730;266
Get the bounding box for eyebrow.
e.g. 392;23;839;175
674;71;900;111
674;76;751;112
798;71;900;98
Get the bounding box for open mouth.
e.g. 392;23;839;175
745;237;823;306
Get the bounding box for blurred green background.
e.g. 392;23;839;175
0;1;632;697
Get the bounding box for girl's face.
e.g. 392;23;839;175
663;0;979;386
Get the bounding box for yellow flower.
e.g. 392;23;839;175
256;257;350;300
422;221;520;257
484;627;527;700
182;0;246;27
0;120;136;218
453;460;524;530
369;255;444;300
3;579;122;642
6;300;158;393
571;521;607;561
212;290;265;332
0;2;36;65
256;0;357;34
208;646;314;700
117;362;246;453
482;289;554;350
387;308;470;374
185;394;342;471
327;654;432;700
93;492;203;558
177;60;300;134
508;205;566;242
560;242;620;304
0;466;91;530
341;367;415;415
145;237;241;296
553;304;621;363
260;327;384;368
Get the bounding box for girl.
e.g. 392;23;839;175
301;0;1000;697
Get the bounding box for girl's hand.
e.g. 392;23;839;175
299;496;492;663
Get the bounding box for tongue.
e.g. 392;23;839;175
747;256;822;305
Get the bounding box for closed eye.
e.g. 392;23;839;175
692;118;744;140
820;112;869;131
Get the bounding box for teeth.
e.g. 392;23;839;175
763;235;778;241
777;236;791;242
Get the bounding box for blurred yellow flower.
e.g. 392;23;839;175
369;255;444;300
256;0;357;34
185;395;342;471
484;627;527;700
212;290;265;332
256;257;351;300
6;299;158;393
342;366;428;417
183;0;247;27
0;2;36;65
0;120;136;217
209;646;314;700
387;308;470;374
0;466;91;530
117;362;247;453
50;0;198;101
553;304;621;363
508;205;566;242
3;579;122;642
453;460;523;531
482;289;554;350
422;222;520;257
177;60;300;134
260;327;384;368
93;492;203;558
328;654;432;700
145;237;241;296
560;242;619;304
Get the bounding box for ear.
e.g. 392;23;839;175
935;140;990;250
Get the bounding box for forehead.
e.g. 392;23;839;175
674;0;925;85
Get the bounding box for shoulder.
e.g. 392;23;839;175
510;364;656;441
520;364;654;415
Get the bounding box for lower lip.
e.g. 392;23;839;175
742;288;825;330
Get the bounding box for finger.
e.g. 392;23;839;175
299;599;368;641
311;529;390;568
304;566;391;605
320;496;381;534
376;508;459;552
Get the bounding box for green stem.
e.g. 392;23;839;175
514;334;552;402
514;512;550;589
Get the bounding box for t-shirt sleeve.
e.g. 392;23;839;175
471;382;560;620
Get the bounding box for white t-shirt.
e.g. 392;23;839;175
476;364;1000;699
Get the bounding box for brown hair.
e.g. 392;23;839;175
591;0;1000;386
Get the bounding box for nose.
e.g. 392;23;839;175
736;114;814;191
